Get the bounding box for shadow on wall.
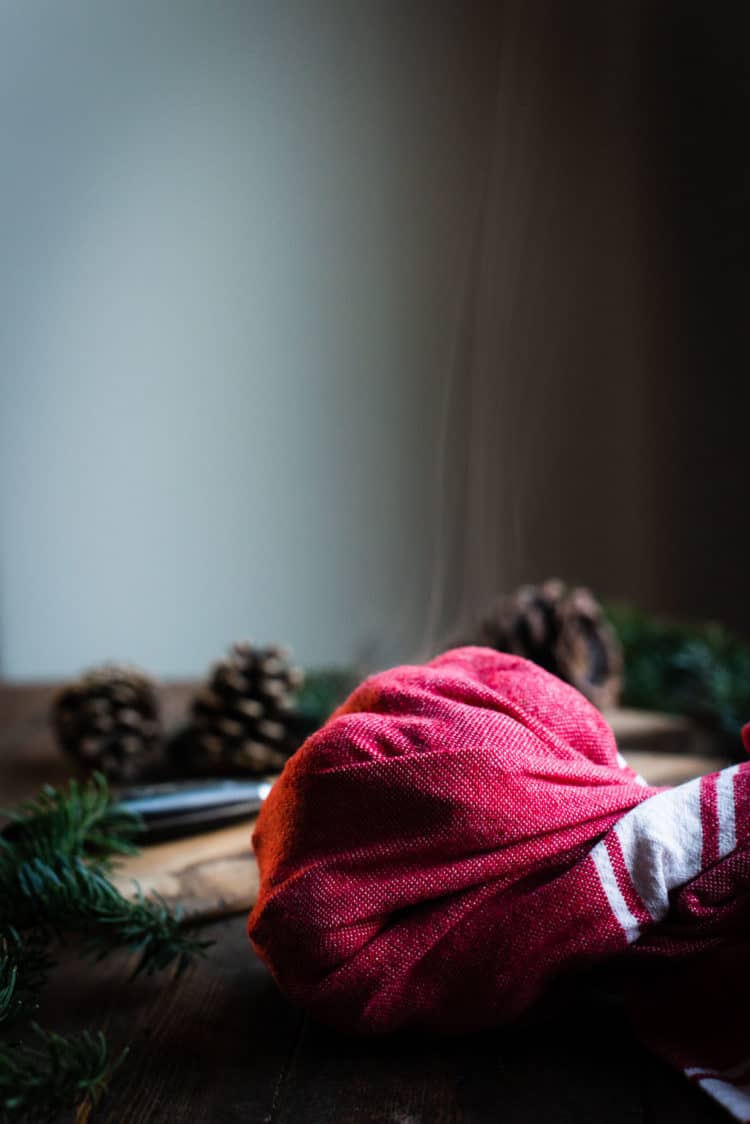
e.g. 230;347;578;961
431;1;750;649
428;2;671;648
648;4;750;637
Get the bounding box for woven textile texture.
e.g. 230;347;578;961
248;647;750;1120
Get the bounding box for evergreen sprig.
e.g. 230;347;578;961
295;668;358;728
0;929;50;1027
605;601;750;744
0;1025;122;1123
0;773;210;1122
1;773;141;869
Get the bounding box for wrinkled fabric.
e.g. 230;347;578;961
248;647;750;1120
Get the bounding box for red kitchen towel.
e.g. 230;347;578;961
248;647;750;1119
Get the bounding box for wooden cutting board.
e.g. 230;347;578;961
113;707;733;924
113;818;260;922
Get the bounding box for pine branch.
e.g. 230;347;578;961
1;773;141;870
0;1025;124;1124
0;774;212;1121
605;601;750;741
0;774;210;974
1;853;209;977
296;668;358;728
0;930;51;1027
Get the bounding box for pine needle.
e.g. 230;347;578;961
605;601;750;741
0;1025;125;1124
1;773;142;869
0;773;211;1121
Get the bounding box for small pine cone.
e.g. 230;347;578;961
478;579;622;709
52;664;162;782
174;642;305;776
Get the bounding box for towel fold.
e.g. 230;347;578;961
248;647;750;1119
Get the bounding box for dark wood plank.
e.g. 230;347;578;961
39;919;302;1124
640;1050;731;1124
0;684;71;808
271;994;646;1124
0;683;58;740
0;686;729;1123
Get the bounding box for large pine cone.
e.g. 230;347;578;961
478;579;623;709
52;664;162;782
172;642;306;776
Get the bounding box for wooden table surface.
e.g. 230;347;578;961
0;684;728;1124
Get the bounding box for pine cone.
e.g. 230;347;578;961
52;664;162;782
172;642;305;776
478;579;623;708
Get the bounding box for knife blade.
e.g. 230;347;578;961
114;778;274;843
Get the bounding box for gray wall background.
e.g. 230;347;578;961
0;2;496;677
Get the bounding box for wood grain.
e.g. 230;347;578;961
39;919;303;1124
112;820;259;922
